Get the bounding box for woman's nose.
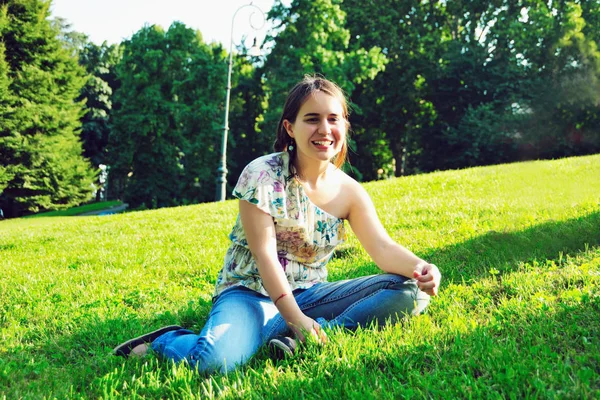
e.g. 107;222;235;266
318;120;331;135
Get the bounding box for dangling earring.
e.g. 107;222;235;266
288;139;295;152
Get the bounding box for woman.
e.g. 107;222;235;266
114;76;441;373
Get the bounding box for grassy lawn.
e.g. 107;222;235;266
1;154;599;399
24;201;123;218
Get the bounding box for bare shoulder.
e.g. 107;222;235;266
331;166;367;194
330;166;372;217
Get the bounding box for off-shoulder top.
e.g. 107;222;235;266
213;152;346;298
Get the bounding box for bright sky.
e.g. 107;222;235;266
50;0;284;49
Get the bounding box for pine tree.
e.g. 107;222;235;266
0;42;16;195
0;0;95;217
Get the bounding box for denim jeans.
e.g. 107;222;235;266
151;273;429;373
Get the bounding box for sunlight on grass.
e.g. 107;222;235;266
1;155;599;398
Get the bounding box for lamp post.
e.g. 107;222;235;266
215;2;265;202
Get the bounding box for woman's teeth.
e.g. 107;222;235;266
312;140;333;146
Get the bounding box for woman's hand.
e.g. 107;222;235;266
413;263;442;296
287;314;327;344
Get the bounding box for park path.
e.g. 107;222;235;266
78;203;129;216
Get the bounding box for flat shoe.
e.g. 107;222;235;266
113;325;183;357
268;336;297;360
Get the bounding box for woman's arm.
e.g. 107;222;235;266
345;180;441;296
239;200;327;342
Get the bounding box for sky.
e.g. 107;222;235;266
50;0;284;49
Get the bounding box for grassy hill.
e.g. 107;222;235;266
1;155;599;399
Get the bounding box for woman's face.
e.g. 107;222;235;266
283;91;346;165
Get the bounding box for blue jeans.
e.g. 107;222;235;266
151;273;429;373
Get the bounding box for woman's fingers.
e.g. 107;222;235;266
417;278;438;295
310;328;319;340
291;317;328;344
314;324;328;344
309;323;327;344
414;263;441;296
292;327;306;343
415;273;434;282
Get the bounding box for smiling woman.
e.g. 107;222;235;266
274;77;350;174
286;93;345;160
113;75;441;373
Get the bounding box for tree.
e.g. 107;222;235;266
77;41;121;170
260;0;387;180
167;27;229;204
224;55;269;191
343;0;441;177
0;0;95;218
51;19;122;200
343;0;600;174
518;1;600;159
108;24;185;208
0;42;16;195
108;22;229;208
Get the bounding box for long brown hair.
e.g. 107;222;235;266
273;75;350;170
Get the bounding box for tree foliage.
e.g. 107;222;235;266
0;0;95;218
342;0;600;175
107;22;228;209
261;0;387;176
226;56;269;190
518;1;600;159
77;41;122;169
2;0;599;216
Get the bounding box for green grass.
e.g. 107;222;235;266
23;200;123;218
1;155;599;399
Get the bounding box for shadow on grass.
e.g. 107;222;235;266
418;210;600;284
331;246;362;260
329;211;600;285
246;296;600;398
0;297;213;398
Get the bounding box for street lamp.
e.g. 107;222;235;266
215;2;265;201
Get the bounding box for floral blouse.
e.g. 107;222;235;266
213;152;346;298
